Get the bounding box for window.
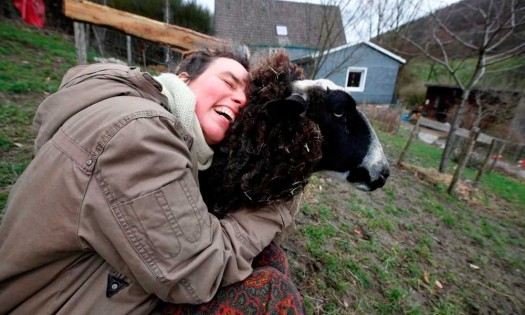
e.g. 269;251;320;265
345;67;367;92
276;25;288;36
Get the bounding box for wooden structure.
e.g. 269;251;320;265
63;0;221;54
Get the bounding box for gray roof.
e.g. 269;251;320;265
214;0;346;49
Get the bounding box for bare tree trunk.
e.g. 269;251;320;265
474;138;496;186
74;22;87;65
488;141;506;174
448;127;480;195
397;117;420;166
449;133;462;161
439;89;471;172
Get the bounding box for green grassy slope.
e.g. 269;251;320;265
0;20;79;213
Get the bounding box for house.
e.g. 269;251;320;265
295;41;406;105
214;0;346;59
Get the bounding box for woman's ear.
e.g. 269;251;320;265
178;72;189;82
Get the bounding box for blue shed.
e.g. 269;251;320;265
295;42;406;104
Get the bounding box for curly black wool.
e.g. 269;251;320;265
199;51;323;217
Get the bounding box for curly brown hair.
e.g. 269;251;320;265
199;50;323;216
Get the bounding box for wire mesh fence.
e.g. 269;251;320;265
84;24;184;73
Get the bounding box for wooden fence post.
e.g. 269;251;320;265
126;35;132;65
164;0;172;71
488;141;506;174
397;118;420;166
74;21;87;65
474;138;496;186
513;144;525;163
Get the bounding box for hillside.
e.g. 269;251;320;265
375;0;525;59
1;19;524;314
374;0;525;92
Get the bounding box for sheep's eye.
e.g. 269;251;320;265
333;112;344;118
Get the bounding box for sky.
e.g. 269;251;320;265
195;0;462;42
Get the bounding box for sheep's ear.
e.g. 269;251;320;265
264;94;307;121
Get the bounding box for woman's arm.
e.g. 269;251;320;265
81;114;292;304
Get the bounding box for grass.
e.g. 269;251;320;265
377;127;525;208
0;20;80;211
0;20;79;94
0;18;524;314
292;125;524;314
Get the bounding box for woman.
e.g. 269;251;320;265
0;43;304;314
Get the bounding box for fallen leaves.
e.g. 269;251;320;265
469;263;480;270
423;271;444;290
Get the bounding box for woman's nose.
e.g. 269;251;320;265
232;88;247;107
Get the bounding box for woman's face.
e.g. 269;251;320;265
183;57;249;144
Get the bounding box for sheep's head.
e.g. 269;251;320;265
200;87;323;216
290;79;390;191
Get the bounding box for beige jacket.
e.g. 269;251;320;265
0;64;292;314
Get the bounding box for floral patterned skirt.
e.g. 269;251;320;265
159;242;305;315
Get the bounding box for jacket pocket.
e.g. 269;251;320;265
116;178;204;261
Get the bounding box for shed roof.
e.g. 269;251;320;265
292;41;406;64
214;0;346;49
328;41;406;63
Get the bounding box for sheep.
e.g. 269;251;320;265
199;50;389;217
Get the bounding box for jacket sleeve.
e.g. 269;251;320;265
81;115;293;304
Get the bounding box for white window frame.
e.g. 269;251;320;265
276;25;288;36
345;67;367;92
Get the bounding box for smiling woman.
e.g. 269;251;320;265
0;43;304;314
184;57;249;144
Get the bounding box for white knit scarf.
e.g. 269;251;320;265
154;73;214;170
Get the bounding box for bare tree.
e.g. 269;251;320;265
448;89;518;193
397;0;525;173
306;0;423;79
363;0;423;42
306;0;359;79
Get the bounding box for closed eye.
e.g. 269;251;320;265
333;112;344;118
223;79;234;88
